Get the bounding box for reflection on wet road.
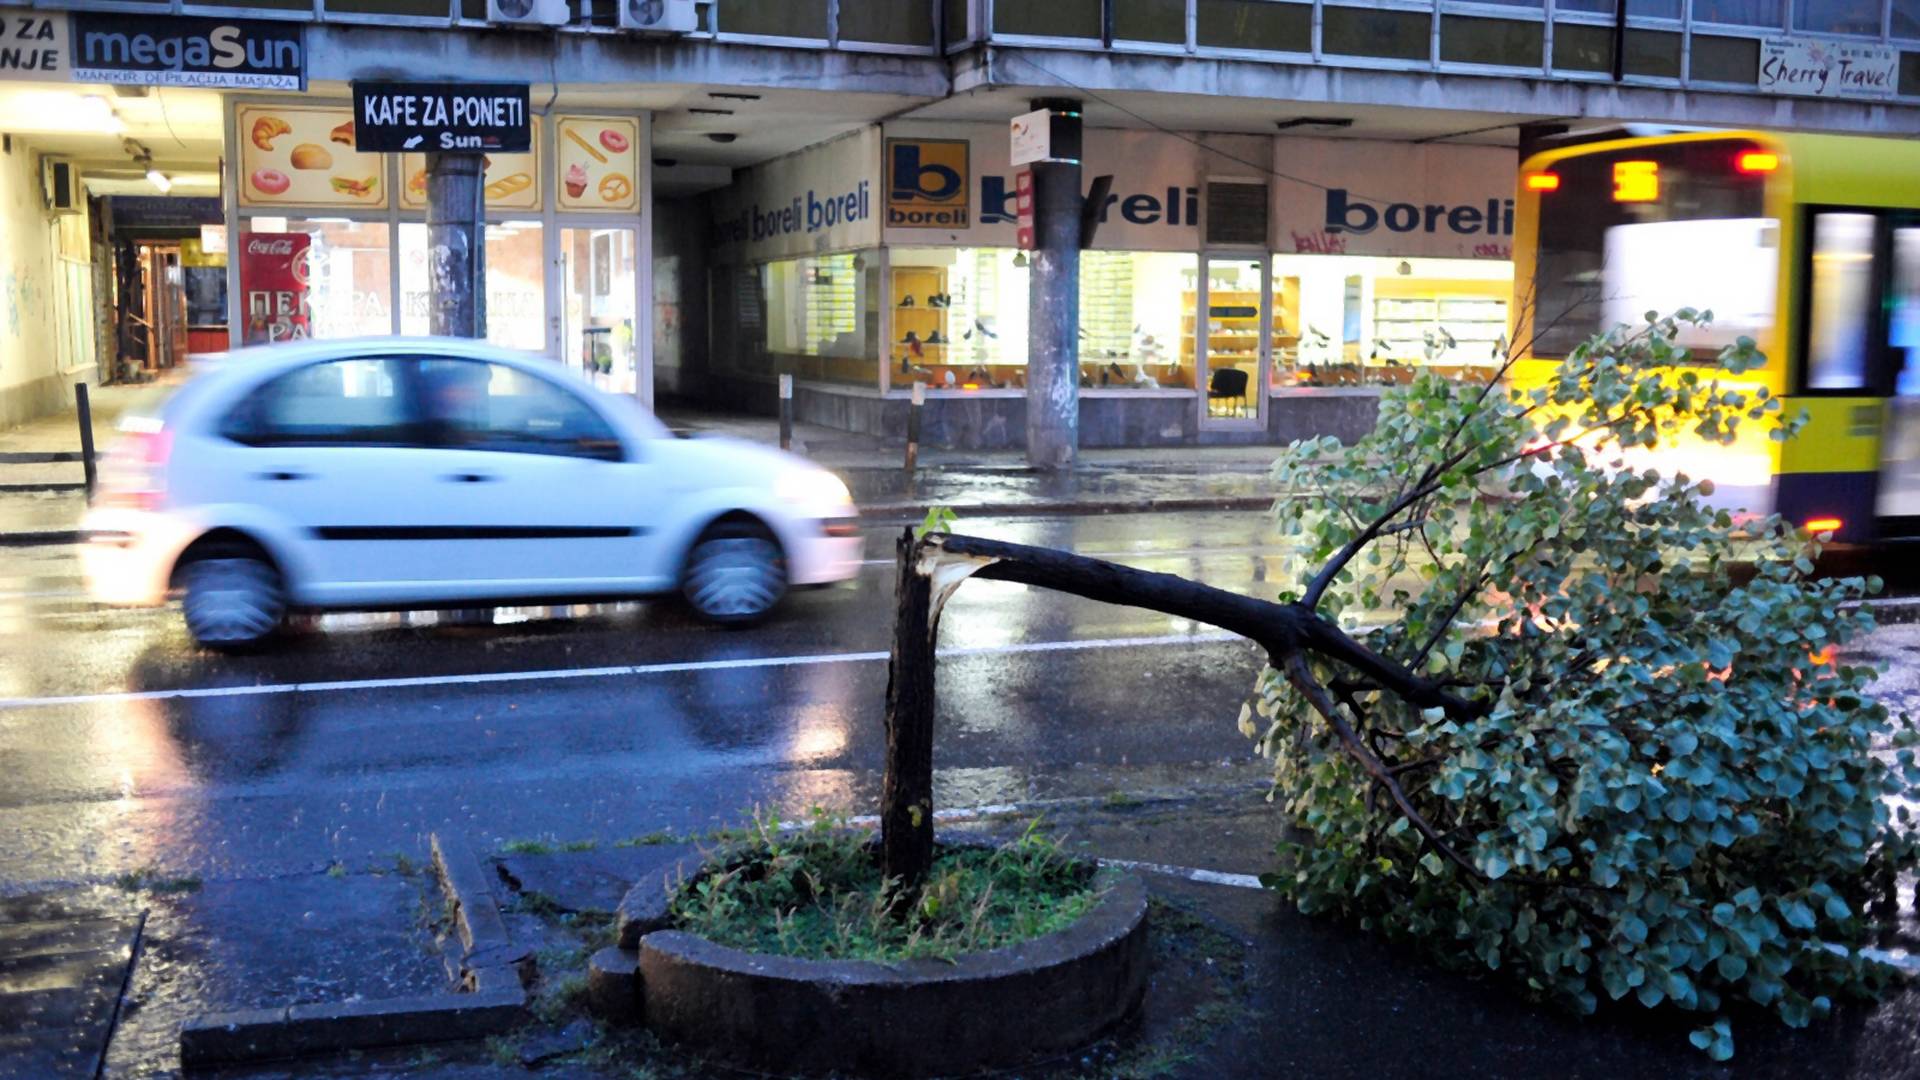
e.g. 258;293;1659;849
0;511;1299;892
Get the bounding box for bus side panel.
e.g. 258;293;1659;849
1775;396;1883;542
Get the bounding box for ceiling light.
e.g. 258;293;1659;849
706;133;737;144
13;93;124;135
145;168;172;194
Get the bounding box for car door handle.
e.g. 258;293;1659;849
442;472;497;483
256;470;309;482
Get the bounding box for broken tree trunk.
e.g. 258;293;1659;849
877;528;1490;889
881;529;938;886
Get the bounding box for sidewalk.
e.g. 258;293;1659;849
662;407;1283;520
0;399;1285;545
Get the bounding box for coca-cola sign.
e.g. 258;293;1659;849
238;231;311;345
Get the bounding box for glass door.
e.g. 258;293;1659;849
1196;255;1268;429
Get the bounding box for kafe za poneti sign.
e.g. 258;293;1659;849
239;233;312;345
1759;38;1898;100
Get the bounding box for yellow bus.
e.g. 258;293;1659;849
1512;129;1920;544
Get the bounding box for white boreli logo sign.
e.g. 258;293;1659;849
709;127;882;262
1274;138;1517;260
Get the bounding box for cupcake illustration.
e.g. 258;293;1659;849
565;163;589;199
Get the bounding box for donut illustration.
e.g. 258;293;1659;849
599;128;629;154
250;168;291;195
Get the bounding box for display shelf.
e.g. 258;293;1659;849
1369;277;1509;366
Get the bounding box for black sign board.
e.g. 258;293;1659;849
352;81;532;154
70;14;305;90
1205;180;1270;247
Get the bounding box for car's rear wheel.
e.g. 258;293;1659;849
180;547;287;650
681;519;787;627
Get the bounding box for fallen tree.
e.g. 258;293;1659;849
880;312;1920;1059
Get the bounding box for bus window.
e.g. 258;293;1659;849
1893;227;1920;395
1877;226;1920;518
1805;212;1877;391
1531;139;1774;359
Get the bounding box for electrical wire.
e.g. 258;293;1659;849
155;87;187;150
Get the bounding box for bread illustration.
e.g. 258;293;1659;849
564;126;607;164
250;116;291;151
598;172;631;203
330;120;355;145
330;175;378;198
408;168;427;196
486;173;533;200
289;143;333;171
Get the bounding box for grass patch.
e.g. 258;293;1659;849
500;838;555;856
532;973;589;1025
615;830;682;848
326;861;347;879
1103;791;1145;810
112;867;203;895
670;810;1100;963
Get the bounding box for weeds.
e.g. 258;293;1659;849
500;838;555;856
669;809;1100;962
326;861;347;879
392;853;419;876
615;831;681;848
533;973;589;1025
111;867;202;895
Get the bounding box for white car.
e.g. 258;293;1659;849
81;337;863;648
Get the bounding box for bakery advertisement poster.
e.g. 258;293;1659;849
399;118;542;213
555;115;640;213
238;232;312;345
237;103;386;209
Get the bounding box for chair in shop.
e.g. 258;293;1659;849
1207;367;1249;417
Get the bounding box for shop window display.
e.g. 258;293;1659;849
755;252;877;387
1269;255;1512;390
397;222;547;353
890;248;1027;389
283;218;393;339
564;227;639;394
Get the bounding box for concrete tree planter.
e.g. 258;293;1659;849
596;858;1149;1077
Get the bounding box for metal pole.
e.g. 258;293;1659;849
905;380;924;475
425;152;486;338
76;382;96;499
779;373;794;451
1025;99;1083;471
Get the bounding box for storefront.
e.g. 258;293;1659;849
221;100;654;400
705;124;1516;447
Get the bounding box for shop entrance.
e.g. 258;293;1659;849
1194;255;1269;430
130;241;189;377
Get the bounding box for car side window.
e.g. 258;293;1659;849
222;358;416;447
416;359;623;461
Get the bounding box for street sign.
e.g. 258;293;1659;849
1009;106;1082;167
351;81;532;154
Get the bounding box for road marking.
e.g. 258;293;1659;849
856;543;1283;568
0;630;1249;711
1097;857;1265;890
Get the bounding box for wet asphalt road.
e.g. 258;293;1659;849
0;510;1295;894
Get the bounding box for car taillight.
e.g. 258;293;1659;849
94;426;172;510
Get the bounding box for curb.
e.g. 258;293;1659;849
857;494;1274;521
430;832;529;991
0;451;82;464
175;844;529;1069
179;989;525;1068
0;482;84;494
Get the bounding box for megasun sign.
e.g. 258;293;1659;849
0;13;305;89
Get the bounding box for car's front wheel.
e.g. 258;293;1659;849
180;549;287;650
681;519;787;627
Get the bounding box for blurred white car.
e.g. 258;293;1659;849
82;337;862;648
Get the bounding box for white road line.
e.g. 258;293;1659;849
0;630;1248;711
1097;857;1266;890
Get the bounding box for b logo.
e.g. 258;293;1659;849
886;138;969;229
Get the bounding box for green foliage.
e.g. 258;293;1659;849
112;866;203;894
1251;312;1920;1059
669;809;1099;962
916;505;959;539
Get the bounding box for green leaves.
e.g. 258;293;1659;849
915;505;959;539
1245;310;1917;1063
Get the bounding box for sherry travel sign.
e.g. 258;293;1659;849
351;81;532;154
1759;38;1898;100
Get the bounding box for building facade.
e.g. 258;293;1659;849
0;0;1916;445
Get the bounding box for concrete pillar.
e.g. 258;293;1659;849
1025;99;1083;471
425;152;486;338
